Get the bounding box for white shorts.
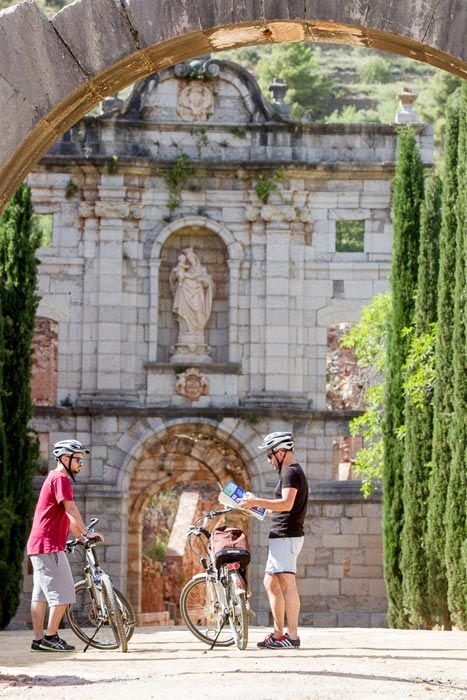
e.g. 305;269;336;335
265;536;304;575
30;551;76;606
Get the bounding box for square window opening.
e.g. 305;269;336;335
336;220;364;253
34;213;53;247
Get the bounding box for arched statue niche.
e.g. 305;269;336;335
157;225;229;363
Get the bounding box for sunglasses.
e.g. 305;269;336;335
72;456;84;465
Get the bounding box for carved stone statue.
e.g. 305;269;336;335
169;248;214;363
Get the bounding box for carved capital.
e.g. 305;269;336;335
95;201;130;219
260;205;296;222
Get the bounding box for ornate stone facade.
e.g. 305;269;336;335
18;57;434;628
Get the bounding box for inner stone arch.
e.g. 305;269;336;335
127;421;255;615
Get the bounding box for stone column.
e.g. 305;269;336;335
227;259;240;363
94;175;127;395
262;205;306;400
247;225;267;395
148;256;161;362
264;226;292;393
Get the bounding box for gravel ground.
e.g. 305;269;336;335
1;627;467;699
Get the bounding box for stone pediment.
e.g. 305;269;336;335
116;57;290;125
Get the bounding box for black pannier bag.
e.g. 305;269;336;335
210;526;251;569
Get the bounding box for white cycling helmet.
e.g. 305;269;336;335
257;431;294;452
53;439;89;459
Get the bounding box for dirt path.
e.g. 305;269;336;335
1;627;467;699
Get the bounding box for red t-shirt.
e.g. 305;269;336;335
27;470;74;555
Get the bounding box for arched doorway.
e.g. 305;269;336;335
126;420;256;617
0;1;465;209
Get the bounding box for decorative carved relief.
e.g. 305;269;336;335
177;81;214;121
176;367;209;402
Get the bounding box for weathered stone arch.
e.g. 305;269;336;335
0;1;465;210
149;215;243;262
117;416;264;611
117;416;264;494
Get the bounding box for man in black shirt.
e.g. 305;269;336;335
240;431;308;649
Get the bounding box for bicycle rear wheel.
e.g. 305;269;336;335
66;580;134;650
227;572;249;650
101;574;128;652
180;573;234;647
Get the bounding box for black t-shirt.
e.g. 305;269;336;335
269;463;308;538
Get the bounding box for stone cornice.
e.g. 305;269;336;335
33;404;364;421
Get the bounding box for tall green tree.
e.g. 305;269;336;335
0;184;40;628
341;292;391;498
445;82;467;629
0;295;12;595
382;126;424;628
400;172;441;627
417;71;463;148
426;92;461;630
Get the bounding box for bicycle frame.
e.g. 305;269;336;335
80;545;108;630
66;518;133;652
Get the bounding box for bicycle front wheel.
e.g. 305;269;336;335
66;580;134;650
227;572;249;650
114;588;136;643
101;574;128;652
180;573;234;647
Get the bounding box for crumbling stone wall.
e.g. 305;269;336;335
31;317;58;406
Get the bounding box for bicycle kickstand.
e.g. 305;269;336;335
83;620;104;653
209;613;228;651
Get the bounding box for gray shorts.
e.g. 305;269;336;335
265;536;304;575
30;551;76;606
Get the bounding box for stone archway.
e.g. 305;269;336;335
126;420;256;615
0;1;466;209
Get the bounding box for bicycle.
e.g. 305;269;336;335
179;507;250;650
65;517;135;652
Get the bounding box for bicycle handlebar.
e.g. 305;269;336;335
66;517;101;551
185;507;232;539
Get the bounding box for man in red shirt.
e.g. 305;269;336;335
27;439;102;651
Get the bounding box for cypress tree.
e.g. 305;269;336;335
426;92;461;629
401;172;441;627
382;126;424;628
0;184;40;628
0;295;12;595
445;82;467;629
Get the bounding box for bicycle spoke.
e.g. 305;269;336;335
180;574;234;647
66;580;135;650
